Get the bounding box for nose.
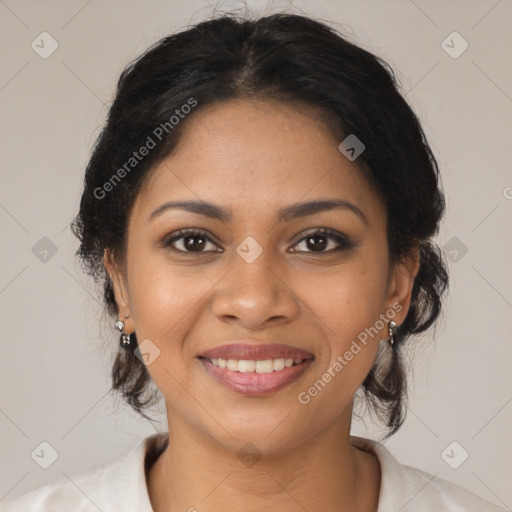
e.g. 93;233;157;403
211;251;300;330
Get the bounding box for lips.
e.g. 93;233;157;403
197;341;315;396
198;342;314;361
199;357;314;395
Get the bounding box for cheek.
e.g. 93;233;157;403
125;245;230;383
293;269;389;427
128;262;200;341
315;249;389;342
300;248;390;394
125;260;202;401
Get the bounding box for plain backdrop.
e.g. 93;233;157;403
1;0;511;508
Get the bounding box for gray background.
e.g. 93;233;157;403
1;0;511;508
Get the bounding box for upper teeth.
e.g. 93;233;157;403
210;358;304;373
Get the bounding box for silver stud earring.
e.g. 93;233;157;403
388;320;398;345
115;315;132;348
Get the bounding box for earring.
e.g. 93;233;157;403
115;314;132;348
388;320;398;345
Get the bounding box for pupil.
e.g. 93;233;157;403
186;236;205;251
307;235;327;251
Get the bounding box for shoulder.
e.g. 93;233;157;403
0;457;129;512
0;433;167;512
350;435;507;512
0;473;93;512
392;463;506;512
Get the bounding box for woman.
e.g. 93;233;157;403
2;12;505;512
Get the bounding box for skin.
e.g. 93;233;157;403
104;98;419;512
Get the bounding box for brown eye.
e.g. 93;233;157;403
291;228;354;254
163;229;220;253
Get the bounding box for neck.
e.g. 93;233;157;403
147;409;380;512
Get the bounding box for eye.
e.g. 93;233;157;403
163;229;221;253
290;228;354;254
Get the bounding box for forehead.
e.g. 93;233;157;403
133;98;384;223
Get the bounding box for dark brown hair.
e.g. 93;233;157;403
71;12;449;437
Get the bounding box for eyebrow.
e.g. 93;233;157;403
148;198;368;225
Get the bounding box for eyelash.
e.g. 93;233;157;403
162;227;354;254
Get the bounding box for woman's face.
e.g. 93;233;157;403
106;98;418;453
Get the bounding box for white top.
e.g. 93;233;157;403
1;432;506;511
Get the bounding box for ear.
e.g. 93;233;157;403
103;248;134;333
385;244;420;326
